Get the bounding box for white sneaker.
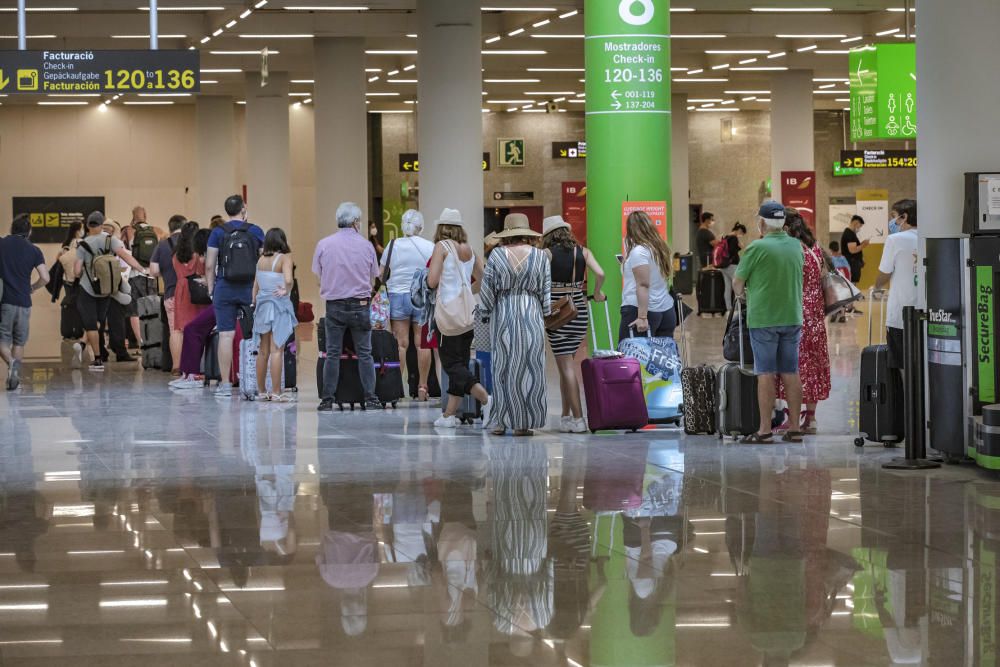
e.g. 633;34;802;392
434;415;459;428
72;342;84;368
480;397;492;429
214;382;233;398
174;378;204;390
571;418;589;434
558;416;573;433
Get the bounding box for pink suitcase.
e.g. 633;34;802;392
582;301;649;433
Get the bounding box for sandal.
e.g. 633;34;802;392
417;385;429;402
490;428;506;436
782;431;804;443
513;430;534;437
258;392;273;402
800;410;817;435
741;432;774;444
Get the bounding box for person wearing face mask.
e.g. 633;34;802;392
695;212;720;271
875;199;918;373
840;215;869;285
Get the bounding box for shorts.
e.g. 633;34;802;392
887;326;904;370
164;297;176;331
389;292;416;322
213;280;252;333
749;325;802;375
76;290;111;331
0;304;31;346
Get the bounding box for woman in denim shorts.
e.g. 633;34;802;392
379;210;436;400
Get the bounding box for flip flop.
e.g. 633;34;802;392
783;431;805;443
741;432;774;444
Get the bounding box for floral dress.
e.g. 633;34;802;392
778;244;831;403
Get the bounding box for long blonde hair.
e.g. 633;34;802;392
625;211;673;280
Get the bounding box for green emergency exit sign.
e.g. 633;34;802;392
849;43;916;141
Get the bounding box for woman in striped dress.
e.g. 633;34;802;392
541;216;606;433
480;214;551;436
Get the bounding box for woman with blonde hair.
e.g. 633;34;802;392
620;211;675;344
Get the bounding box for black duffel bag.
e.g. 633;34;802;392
722;299;754;366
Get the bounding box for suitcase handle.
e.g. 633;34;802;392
867;287;889;346
589;299;616;353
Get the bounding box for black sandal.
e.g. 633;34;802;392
782;431;804;443
741;432;774;444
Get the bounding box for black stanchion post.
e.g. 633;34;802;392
884;306;941;470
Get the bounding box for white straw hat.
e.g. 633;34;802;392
542;215;571;236
435;208;464;227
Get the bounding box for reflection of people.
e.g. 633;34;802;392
0;412;50;571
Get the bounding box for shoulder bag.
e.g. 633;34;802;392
809;245;862;315
435;241;476;336
544;246;580;331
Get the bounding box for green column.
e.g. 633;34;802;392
586;0;672;342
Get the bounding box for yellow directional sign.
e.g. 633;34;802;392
0;70;8;91
17;69;38;91
29;213;44;228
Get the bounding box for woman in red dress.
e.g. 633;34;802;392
777;213;831;433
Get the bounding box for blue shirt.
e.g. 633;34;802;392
207;220;265;286
0;235;45;308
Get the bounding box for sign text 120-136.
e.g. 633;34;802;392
104;68;196;91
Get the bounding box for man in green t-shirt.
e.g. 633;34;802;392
733;201;805;444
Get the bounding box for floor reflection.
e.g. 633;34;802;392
2;361;1000;665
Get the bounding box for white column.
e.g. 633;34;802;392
769;70;815;198
196;96;237;221
314;37;368;238
417;0;484;250
917;0;1000;238
671;93;690;254
245;71;291;242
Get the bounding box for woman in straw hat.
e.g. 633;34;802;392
541;215;606;433
426;208;491;428
480;213;551;436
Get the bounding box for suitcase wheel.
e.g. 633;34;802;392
590;429;597;434
854;437;865;447
630;428;638;433
883;442;898;448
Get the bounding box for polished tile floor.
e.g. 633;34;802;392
0;312;996;666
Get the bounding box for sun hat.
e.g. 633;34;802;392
435;208;464;227
542;215;571;236
494;213;541;239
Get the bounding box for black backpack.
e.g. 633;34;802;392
219;222;259;283
132;223;159;267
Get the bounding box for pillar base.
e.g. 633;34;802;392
881;457;942;470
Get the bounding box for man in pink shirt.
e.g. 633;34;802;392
313;202;381;412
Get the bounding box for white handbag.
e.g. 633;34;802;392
435;241;476;336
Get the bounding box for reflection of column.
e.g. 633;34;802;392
315;37;368;238
769;70;814;200
196;96;236;220
671;94;690;254
245;72;291;243
417;0;484;250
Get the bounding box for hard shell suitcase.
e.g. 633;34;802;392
138;293;163;370
283;338;297;391
716;301;759;438
334;354;366;410
857;289;903;447
697;269;727;316
239;337;260;400
202;330;222;384
160;297;173;373
372;329;404;408
439;358;483;423
677;296;716;435
582;301;649;433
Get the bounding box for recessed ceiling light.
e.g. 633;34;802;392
724;90;770;94
671;34;726;39
484;78;541;83
291;78;315;83
841;36;863;43
282;5;369;9
138;5;224;10
673;78;729;83
815;49;850;54
486;99;534;104
365;50;417;55
0;6;78;11
705;50;769;54
532;19;550;28
288;92;311;96
796;45;817;52
767;51;787;58
558;10;578;18
369;110;413;114
200;68;242;73
507;28;525;36
111;34;188;39
482;50;546;55
738;58;757;64
365;92;399;96
481;6;556;11
751;7;832;12
526;67;583;72
389;79;417;83
887;7;916;11
524;91;576;95
0;34;57;39
730;66;788;71
239;34;313;38
240;9;252;18
776;34;846;38
697;107;741;112
485;35;501;43
670;7;696;11
38;101;89;105
531;34;583;38
210;50;280;55
876;28;901;36
711;64;730;70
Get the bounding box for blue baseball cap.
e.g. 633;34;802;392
758;201;785;222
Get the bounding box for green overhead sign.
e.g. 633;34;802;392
834;161;864;177
849;43;916;141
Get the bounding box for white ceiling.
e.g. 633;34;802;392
0;0;916;112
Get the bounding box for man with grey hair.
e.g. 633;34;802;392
733;201;805;444
313;202;381;412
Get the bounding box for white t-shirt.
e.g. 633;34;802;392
622;245;674;313
380;235;435;294
878;228;919;330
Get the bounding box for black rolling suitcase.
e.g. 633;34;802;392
440;358;483;424
160;298;173;373
716;300;759;439
372;329;404;408
857;289;903;447
697;269;727;316
202;330;222;384
283;338;297;391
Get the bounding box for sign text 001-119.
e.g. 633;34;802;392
0;50;200;95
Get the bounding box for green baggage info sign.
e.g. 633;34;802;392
0;50;200;95
849;43;916;141
585;0;672;339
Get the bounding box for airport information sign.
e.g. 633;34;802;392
0;50;200;94
849;43;916;141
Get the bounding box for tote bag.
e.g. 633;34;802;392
435;241;476;336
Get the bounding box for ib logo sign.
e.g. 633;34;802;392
619;0;655;26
